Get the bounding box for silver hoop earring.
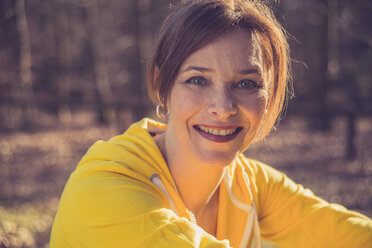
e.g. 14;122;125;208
156;104;169;119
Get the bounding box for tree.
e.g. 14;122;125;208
15;0;37;128
86;0;116;124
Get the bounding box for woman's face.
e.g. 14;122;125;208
165;30;269;167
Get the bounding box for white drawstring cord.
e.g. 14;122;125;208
242;172;261;248
150;174;179;216
151;172;261;248
151;174;198;225
224;172;261;248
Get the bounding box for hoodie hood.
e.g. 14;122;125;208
76;118;191;218
75;118;261;247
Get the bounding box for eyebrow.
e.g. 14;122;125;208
181;66;212;73
181;65;262;75
238;68;261;75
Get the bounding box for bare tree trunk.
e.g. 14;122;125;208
41;1;59;115
317;0;331;131
327;0;357;159
15;0;37;128
327;0;339;81
54;0;72;123
346;112;357;160
86;0;116;124
131;0;152;121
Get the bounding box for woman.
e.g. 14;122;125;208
50;0;372;247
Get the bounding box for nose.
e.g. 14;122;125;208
207;88;237;119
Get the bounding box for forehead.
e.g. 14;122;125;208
180;30;264;74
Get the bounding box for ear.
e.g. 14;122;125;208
154;67;161;103
154;67;160;82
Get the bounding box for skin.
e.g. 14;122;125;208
155;29;268;235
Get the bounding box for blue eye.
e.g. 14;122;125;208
235;79;258;90
185;76;206;86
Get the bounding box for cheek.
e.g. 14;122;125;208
168;87;205;119
238;91;268;121
238;93;268;151
256;90;269;116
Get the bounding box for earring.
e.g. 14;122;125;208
156;104;169;119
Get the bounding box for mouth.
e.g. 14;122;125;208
193;125;243;143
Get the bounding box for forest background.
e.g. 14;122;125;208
0;0;371;247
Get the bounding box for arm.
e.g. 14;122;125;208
250;160;372;248
50;169;229;248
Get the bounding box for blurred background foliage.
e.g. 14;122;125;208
0;0;371;155
0;0;371;135
0;0;371;247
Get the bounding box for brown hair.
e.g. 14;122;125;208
147;0;292;142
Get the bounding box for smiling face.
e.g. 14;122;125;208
164;30;269;167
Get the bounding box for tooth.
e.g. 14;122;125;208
198;126;238;136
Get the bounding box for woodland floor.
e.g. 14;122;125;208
0;111;371;248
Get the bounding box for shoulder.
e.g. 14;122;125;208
235;155;288;186
235;155;372;247
60;169;165;223
51;166;169;246
234;155;318;215
57;119;170;226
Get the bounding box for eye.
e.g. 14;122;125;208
234;79;259;90
185;76;206;86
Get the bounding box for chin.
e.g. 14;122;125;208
196;151;239;168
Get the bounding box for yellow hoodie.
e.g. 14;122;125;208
50;118;372;248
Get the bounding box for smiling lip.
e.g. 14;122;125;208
193;125;242;143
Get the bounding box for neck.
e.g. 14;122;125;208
155;133;226;216
168;154;226;216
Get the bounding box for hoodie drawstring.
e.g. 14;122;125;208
150;174;179;216
224;172;261;248
150;172;261;248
